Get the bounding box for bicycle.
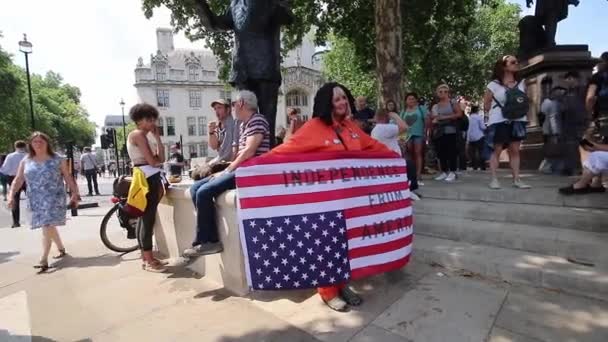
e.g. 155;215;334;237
100;178;139;253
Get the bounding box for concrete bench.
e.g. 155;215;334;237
153;180;249;295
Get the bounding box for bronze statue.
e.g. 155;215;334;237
195;0;293;145
527;0;580;46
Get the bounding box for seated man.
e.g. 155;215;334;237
183;90;270;257
208;98;240;164
559;140;608;195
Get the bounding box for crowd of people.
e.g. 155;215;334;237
1;51;607;310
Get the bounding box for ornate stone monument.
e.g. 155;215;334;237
516;0;600;169
194;0;293;145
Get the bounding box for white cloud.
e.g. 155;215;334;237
0;0;203;135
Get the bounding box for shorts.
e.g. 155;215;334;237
487;121;527;147
408;136;424;144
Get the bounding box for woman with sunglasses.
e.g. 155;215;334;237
484;55;531;190
431;84;464;182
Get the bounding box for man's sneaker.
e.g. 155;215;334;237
489;178;501;190
445;172;457;182
418;181;425;186
513;179;531;189
434;173;448;181
183;242;224;258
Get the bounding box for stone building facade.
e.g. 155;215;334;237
134;28;324;159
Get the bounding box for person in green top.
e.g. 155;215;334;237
400;92;430;183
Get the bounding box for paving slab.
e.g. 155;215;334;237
372;273;508;342
488;327;543;342
349;324;409;342
494;286;608;342
92;296;320;342
248;261;434;342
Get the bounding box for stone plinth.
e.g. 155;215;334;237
518;46;598;170
153;181;249;296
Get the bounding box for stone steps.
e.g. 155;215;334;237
414;213;608;267
413;235;608;302
414;198;608;232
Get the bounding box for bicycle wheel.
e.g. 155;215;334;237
100;204;139;253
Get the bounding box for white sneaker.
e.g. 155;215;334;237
434;173;448;181
410;192;421;201
513;179;531;189
418;181;425;186
445;172;457;182
489;178;501;190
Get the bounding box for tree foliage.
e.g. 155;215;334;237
0;41;96;153
141;0;520;103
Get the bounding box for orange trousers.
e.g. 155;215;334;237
317;284;346;301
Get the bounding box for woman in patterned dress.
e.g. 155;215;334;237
8;132;80;273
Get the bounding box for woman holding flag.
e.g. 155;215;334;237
269;82;399;312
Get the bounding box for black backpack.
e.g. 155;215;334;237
492;81;529;120
596;72;608;112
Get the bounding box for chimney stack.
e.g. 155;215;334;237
156;28;174;54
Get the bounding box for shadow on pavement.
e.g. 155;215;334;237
215;326;321;342
0;330;60;342
0;251;20;265
50;253;124;270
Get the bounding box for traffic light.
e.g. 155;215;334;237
100;134;110;149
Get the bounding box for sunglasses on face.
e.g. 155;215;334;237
507;60;519;66
438;90;449;94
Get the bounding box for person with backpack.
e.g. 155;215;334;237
586;52;608;140
431;84;464;183
484;55;531;190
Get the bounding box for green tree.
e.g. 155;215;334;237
0;38;96;152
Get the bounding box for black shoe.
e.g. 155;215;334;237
559;185;590;195
589;186;607;193
87;193;93;197
95;192;101;196
11;223;20;228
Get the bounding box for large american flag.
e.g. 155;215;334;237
236;152;413;290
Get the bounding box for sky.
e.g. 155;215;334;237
1;0;606;135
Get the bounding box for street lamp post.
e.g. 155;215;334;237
18;34;35;130
120;99;127;175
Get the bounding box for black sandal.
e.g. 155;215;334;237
34;262;50;274
53;249;67;259
558;185;590;195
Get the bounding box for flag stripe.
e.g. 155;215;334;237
239;182;408;209
240;151;403;167
349;244;412;270
236;166;407;188
239;159;406;178
349;234;412;259
238;191;412;220
344;199;411;220
351;254;411;280
237;174;407;198
345;207;412;234
348;226;412;250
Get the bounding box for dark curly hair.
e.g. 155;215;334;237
312;82;356;126
129;103;159;122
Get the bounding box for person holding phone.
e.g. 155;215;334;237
7;132;80;273
126;103;166;272
559;139;608;195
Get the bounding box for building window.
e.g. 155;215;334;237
188;65;199;81
157;89;170;107
155;64;167;81
166;117;176;136
188;144;198;159
189;90;202;108
158;117;165;136
202;70;216;78
199;142;208;157
219;89;231;101
198;117;207;136
187;117;196;136
286;90;308;107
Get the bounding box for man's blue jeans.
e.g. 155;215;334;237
189;171;236;246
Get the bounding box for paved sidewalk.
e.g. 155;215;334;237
1;208;607;341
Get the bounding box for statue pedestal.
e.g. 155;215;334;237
518;45;597;170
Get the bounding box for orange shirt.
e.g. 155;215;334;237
271;117;393;154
